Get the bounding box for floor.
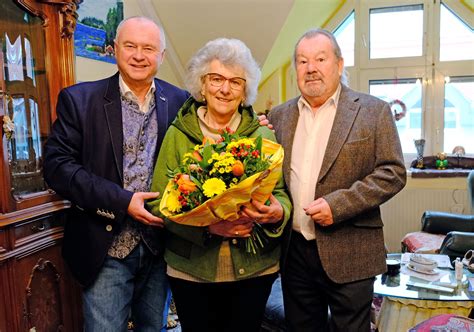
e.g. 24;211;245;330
166;300;181;331
164;295;384;331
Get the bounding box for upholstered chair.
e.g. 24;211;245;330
401;170;474;260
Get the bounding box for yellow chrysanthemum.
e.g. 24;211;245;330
202;178;227;198
209;152;235;174
182;152;194;163
166;189;182;213
227;138;255;150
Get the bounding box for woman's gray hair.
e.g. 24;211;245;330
186;38;261;106
293;28;348;85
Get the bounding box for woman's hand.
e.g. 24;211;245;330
241;195;283;224
208;217;253;238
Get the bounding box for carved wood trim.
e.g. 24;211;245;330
59;2;78;39
24;258;64;331
15;0;48;24
0;200;70;227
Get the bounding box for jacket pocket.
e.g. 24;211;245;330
166;233;192;259
351;209;383;228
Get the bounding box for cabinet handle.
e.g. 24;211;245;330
31;223;46;232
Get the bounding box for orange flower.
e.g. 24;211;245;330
192;150;203;161
177;174;197;193
202;136;216;145
232;160;245;177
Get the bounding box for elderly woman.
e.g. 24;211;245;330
148;38;291;332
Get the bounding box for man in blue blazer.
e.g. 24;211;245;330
269;29;406;331
44;17;189;331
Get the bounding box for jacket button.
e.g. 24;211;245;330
106;225;113;232
238;268;245;275
231;239;238;245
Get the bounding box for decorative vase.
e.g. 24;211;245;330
414;139;425;169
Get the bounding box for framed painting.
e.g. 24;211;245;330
74;0;124;64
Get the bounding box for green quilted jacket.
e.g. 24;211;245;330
148;97;291;281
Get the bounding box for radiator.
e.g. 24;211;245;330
381;187;469;252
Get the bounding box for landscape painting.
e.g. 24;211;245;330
74;0;124;64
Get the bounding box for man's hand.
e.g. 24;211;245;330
257;114;273;130
304;197;333;227
127;192;164;227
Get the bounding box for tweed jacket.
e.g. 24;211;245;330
43;73;189;286
269;84;406;284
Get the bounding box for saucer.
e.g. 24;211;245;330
407;264;438;275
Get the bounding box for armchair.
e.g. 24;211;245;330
402;170;474;260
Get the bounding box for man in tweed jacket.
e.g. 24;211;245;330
268;29;406;331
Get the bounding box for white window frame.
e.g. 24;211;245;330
324;0;474;166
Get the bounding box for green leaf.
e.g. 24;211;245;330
255;136;263;158
189;175;203;190
200;145;213;168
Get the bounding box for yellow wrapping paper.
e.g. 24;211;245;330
160;138;284;227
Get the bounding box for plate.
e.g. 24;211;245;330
407;264;438;275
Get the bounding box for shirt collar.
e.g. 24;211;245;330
298;83;342;113
119;75;156;103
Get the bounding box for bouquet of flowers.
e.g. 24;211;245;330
159;128;284;254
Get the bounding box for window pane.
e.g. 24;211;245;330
369;78;422;153
1;1;50;196
334;11;354;67
439;3;474;62
444;76;474;154
370;5;423;59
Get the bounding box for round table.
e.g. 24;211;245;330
374;254;473;332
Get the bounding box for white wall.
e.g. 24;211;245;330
382;176;469;252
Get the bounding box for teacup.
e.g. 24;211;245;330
386;259;400;276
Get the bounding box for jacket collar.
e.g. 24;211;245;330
103;73;124;182
318;85;360;182
102;73;168;182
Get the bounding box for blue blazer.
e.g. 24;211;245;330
44;73;189;286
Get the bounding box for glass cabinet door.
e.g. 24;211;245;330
1;1;51;198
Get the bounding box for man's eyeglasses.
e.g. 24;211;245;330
204;73;246;91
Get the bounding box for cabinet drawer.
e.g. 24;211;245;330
13;215;63;249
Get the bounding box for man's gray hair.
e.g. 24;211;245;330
293;28;348;85
186;38;261;106
115;16;166;52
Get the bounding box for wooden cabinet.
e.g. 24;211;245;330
0;0;82;331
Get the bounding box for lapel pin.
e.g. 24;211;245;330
159;96;166;101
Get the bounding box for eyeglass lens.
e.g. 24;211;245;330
207;73;245;90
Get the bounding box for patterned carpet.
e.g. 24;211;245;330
166;298;181;331
371;295;384;332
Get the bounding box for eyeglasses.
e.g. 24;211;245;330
204;73;246;91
